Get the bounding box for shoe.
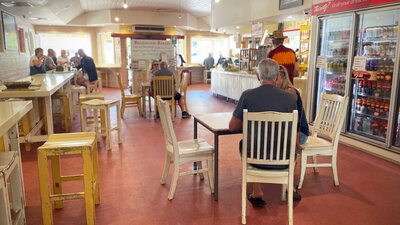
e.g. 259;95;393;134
182;111;191;118
247;193;266;207
287;190;302;202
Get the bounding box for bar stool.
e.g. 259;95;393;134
181;69;192;85
37;132;99;225
53;91;72;132
71;85;87;113
80;99;122;150
203;70;211;84
0;151;26;225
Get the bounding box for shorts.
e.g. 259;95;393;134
299;132;308;145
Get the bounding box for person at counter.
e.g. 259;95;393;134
268;30;299;84
203;53;215;70
153;61;191;118
229;58;300;207
57;49;70;66
30;48;46;75
216;54;226;67
147;60;160;81
76;49;98;88
44;49;56;71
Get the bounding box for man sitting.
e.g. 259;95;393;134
152;61;191;118
229;58;301;207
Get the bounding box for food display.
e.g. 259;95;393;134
348;18;398;142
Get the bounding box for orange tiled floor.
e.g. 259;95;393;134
22;84;400;225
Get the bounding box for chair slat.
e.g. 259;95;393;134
276;121;282;161
250;120;255;159
282;121;288;161
256;121;261;160
263;121;268;160
270;121;275;161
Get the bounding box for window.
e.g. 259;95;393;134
37;32;92;58
190;37;229;64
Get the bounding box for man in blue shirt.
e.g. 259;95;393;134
77;49;98;83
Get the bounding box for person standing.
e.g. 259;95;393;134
268;30;299;84
203;53;215;70
229;58;300;207
30;48;46;75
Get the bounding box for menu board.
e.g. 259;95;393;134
131;39;175;70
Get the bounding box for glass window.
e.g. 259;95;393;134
37;32;92;58
190;37;229;64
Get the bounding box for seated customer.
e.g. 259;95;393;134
44;49;56;71
147;60;160;81
30;48;46;75
276;65;309;148
152;61;191;118
229;58;300;207
75;49;98;90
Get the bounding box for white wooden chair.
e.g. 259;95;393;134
157;96;214;200
242;109;298;225
175;71;189;113
298;93;349;189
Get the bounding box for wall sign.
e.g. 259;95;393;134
251;23;263;38
316;56;327;68
1;11;18;51
353;56;367;71
312;0;399;16
131;39;175;69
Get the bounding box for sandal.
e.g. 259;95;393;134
248;193;266;207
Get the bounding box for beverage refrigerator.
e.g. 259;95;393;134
307;4;400;153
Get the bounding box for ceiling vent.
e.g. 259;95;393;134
133;25;165;34
1;1;34;7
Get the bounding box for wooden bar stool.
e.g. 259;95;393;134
37;132;99;225
80;99;122;150
53;91;72;132
0;151;26;225
71;85;87;113
203;70;211;84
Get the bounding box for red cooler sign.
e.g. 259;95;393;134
312;0;399;16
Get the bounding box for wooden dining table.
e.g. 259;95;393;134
193;112;240;201
0;73;74;143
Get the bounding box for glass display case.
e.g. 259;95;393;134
348;10;399;143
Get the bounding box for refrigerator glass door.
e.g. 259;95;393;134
348;9;399;143
313;16;352;118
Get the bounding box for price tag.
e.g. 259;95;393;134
352;56;367;71
316;56;327;68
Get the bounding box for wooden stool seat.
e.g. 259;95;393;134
38;132;99;225
80;99;122;150
0;151;26;225
53;91;72;132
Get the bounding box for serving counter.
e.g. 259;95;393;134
211;70;260;101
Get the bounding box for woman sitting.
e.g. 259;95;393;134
276;65;309;150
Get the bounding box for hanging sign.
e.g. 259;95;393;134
352;56;367;71
312;0;399;16
251;23;263;38
316;56;327;68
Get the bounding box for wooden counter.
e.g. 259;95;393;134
211;70;260;101
177;66;205;84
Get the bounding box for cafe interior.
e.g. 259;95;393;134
0;0;399;224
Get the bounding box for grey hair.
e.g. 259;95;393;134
160;61;168;68
257;58;279;81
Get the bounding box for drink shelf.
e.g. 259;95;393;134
325;71;346;76
356;93;391;100
355;111;388;121
350;129;386;142
362;37;397;42
327;39;350;42
325;55;349;58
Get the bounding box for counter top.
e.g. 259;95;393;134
0;101;33;137
211;70;258;78
0;73;74;98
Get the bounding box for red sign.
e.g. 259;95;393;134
352;71;371;79
312;0;399;16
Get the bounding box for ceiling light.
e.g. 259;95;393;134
122;0;128;9
114;17;120;22
215;0;220;3
29;17;49;21
236;26;240;29
287;16;293;19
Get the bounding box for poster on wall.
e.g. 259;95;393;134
1;11;18;51
131;39;175;70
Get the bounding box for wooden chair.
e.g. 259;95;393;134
116;73;142;117
298;93;349;189
241;109;298;225
175;71;189;113
153;76;175;120
157;97;214;200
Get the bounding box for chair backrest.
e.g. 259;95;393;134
180;71;189;97
157;96;179;159
115;73;126;98
153;76;174;99
313;93;349;141
242;110;298;168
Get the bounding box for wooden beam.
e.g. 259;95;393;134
111;33;184;40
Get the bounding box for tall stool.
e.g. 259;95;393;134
80;99;122;150
53;91;72;132
203;70;211;84
0;151;26;225
71;85;87;114
37;132;99;225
